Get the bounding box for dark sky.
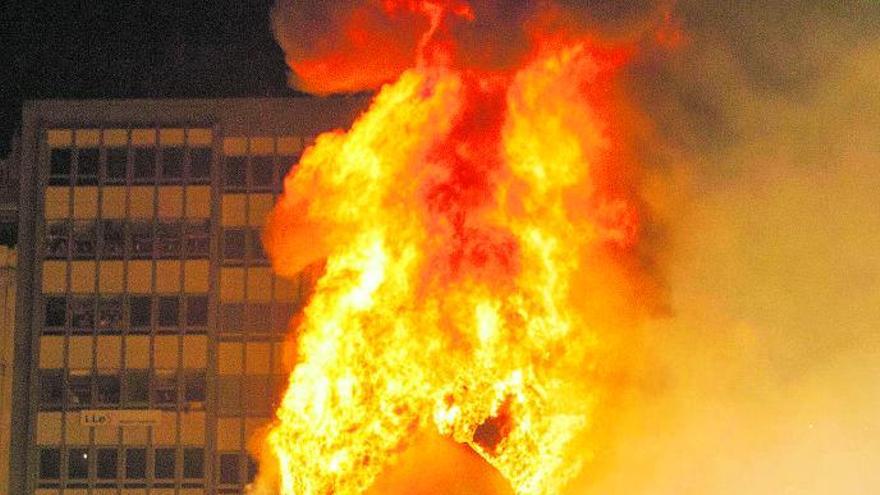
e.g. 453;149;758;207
0;0;298;156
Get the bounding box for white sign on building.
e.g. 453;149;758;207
81;409;162;427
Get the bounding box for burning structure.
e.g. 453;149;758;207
251;2;666;494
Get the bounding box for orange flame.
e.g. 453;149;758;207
254;5;656;495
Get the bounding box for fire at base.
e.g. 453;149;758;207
252;4;653;495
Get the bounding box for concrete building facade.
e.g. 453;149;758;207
9;97;367;495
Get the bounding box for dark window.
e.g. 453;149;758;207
129;296;152;329
219;453;240;484
252;157;274;189
105;148;128;183
133;148;156;182
247;456;258;483
97;297;123;332
101;220;125;258
223;229;246;260
39;370;64;408
130;223;153;259
154;448;176;479
72;222;96;259
249;229;268;263
160;148;184;181
224;157;246;189
184;220;210;258
77;148;99;184
70;297;95;330
96;448;118;479
50;148;72;180
68;448;90;479
158;297;179;327
272;303;295;332
243;376;271;416
276;156;298;183
245;304;272;334
96;374;121;405
46;221;69;259
186;295;208;327
217;376;240;414
183;448;204;478
220;304;243;333
45;296;67;327
125;448;147;479
156;222;181;258
67;372;92;407
124;370;150;404
189;148;212;181
40;448;61;479
152;372;177;407
184;371;206;403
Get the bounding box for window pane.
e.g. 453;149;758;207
124;370;150;404
68;448;90;479
156;222;181;258
220;304;243;333
50;148;72;177
97;297;122;331
130;222;153;259
243;376;271;416
245;304;272;334
68;372;92;407
129;296;152;329
252;157;274;189
45;296;67;327
219;453;240;484
184;220;210;258
96;448;118;479
184;371;206;403
106;148;128;183
161;148;184;181
190;148;212;181
46;221;69;259
183;448;204;478
224;157;246;189
96;374;121;405
39;370;64;407
247;455;258;483
186;295;208;326
77;148;99;184
125;448;147;479
39;448;61;479
152;372;177;407
223;229;245;260
249;229;268;263
101;220;125;258
133;148;156;182
72;222;96;259
71;297;95;330
217;376;240;414
158;297;179;327
154;448;176;479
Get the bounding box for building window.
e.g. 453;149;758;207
244;376;271;416
101;220;125;258
96;448;118;479
133;148;156;182
125;448;147;479
67;372;93;407
183;448;204;479
219;453;240;484
105;148;128;183
245;303;272;334
156;222;181;258
72;222;97;259
39;448;61;479
158;296;180;328
223;229;246;261
154;448;176;479
44;296;67;328
49;149;72;185
124;369;150;405
96;374;121;405
186;295;208;327
76;148;99;185
46;221;69;259
217;376;240;414
68;448;90;479
152;372;177;408
129;296;152;330
160;148;184;181
184;370;206;404
249;228;268;263
189;148;212;182
272;303;294;333
247;455;259;483
97;297;123;332
252;157;274;189
220;303;243;333
39;369;64;409
71;297;95;331
224;157;246;190
185;220;210;258
130;222;153;259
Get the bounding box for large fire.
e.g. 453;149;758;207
253;2;657;495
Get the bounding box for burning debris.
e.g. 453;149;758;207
251;2;667;494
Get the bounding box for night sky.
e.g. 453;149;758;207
0;0;298;156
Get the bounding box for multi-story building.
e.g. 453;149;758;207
9;97;368;495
